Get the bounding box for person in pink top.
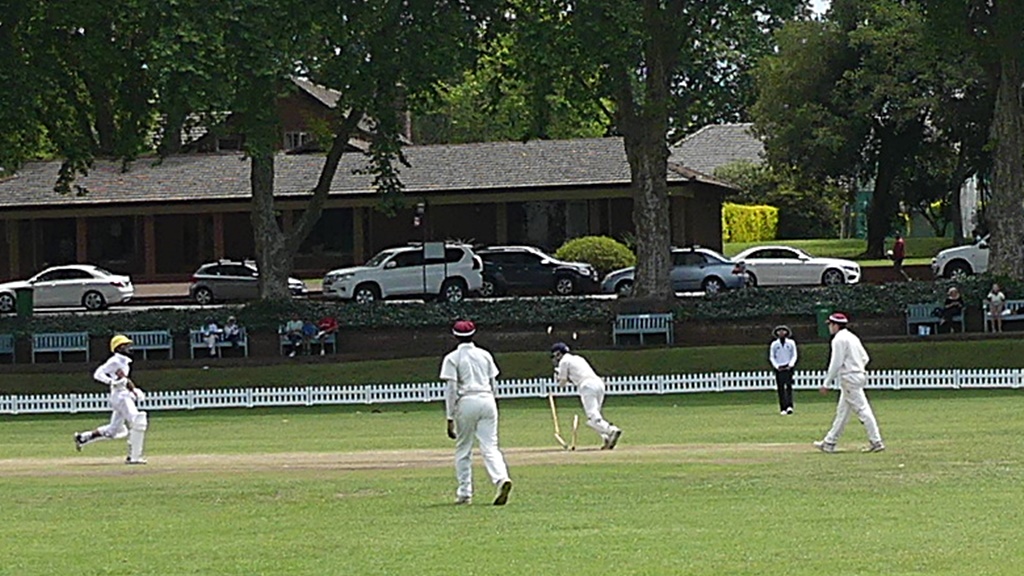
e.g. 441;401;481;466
813;313;885;454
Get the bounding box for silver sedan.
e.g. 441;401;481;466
0;264;134;312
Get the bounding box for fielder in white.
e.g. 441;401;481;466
74;334;149;464
813;313;885;454
551;342;622;450
441;320;512;506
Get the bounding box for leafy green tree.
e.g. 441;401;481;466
714;161;843;239
922;0;1024;277
499;0;802;302
753;0;957;257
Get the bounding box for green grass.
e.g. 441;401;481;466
723;237;955;263
2;390;1022;575
7;339;1024;395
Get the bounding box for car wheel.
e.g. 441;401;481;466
480;280;495;297
440;278;467;303
821;269;846;286
0;293;14;313
746;272;758;287
82;291;107;310
615;280;634;297
554;275;576;296
353;283;381;304
944;260;972;279
702;277;726;294
193;287;214;305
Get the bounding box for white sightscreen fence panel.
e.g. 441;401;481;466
2;369;1022;415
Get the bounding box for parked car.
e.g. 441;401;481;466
189;260;308;304
476;245;599;297
600;247;747;296
931;236;988;278
732;245;861;286
322;243;483;303
0;264;134;312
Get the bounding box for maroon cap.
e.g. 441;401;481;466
827;312;849;324
452;320;476;337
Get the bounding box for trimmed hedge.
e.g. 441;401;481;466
555;235;636;276
722;203;778;243
0;275;1011;336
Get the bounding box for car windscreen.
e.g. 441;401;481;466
365;251;397;267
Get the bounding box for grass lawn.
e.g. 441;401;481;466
2;389;1022;575
8;338;1024;395
724;237;955;266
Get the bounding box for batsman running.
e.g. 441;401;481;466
550;342;622;450
73;334;149;464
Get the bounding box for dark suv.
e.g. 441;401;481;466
189;260;308;304
476;245;599;297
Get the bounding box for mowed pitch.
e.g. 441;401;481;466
0;442;811;477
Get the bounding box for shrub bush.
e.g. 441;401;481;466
721;203;778;243
555;236;636;276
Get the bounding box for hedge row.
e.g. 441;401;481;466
0;275;1011;337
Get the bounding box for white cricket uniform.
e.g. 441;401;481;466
555;353;620;440
440;342;510;500
93;353;139;439
821;328;882;444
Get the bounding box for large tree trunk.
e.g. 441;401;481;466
864;120;924;257
250;152;295;301
987;2;1024;277
623;133;673;302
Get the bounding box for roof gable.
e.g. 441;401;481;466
668;123;764;176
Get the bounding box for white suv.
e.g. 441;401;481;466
931;236;988;278
322;243;483;303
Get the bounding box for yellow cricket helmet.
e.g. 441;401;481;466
110;334;133;353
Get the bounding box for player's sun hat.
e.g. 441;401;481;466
827;312;849;325
109;334;133;353
773;325;791;337
452;320;476;337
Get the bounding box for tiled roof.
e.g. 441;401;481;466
290;76;341;108
0;137;722;209
668;123;764;175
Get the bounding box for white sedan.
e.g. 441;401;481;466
733;245;861;286
0;264;134;312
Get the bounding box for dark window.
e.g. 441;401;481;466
392;250;424;268
445;248;466;263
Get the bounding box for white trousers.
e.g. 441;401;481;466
99;388;140;438
824;374;882;444
453;394;509;499
579;378;618;439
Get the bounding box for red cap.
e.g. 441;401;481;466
827;312;849;324
452;320;476;337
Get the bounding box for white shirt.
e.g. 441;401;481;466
769;338;798;370
93;353;133;390
440;342;500;419
555;353;602;388
823;328;869;385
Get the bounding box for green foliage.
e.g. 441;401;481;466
554;236;636;276
721;202;778;243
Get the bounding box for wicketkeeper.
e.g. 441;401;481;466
74;334;149;464
551;342;622;449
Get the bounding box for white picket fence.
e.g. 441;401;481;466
2;368;1021;416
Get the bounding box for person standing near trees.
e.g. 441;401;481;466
768;325;798;415
890;232;910;281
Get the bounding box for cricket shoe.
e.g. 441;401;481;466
600;435;611;450
74;433;87;452
493;480;512;506
454;495;472;505
813;440;837;453
607;429;623;450
862;441;886;453
125;457;148;465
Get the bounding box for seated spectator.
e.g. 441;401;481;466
223;316;243;347
201;317;222;357
282;314;305;357
314;315;339;356
940;286;964;333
